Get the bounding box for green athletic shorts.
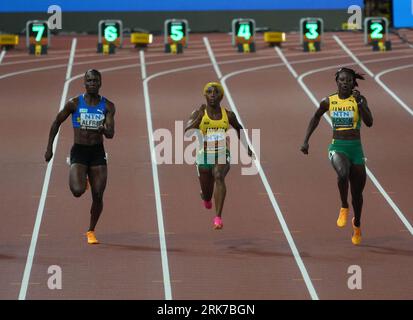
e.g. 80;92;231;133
196;149;230;170
328;139;365;165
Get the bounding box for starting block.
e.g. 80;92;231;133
97;42;116;54
372;40;392;51
164;43;183;54
29;43;47;55
263;32;286;47
237;42;255;53
0;34;19;50
303;41;320;52
341;22;359;31
131;32;153;48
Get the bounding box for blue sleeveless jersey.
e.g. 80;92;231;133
72;94;106;130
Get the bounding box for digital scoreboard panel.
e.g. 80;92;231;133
231;18;256;53
364;17;391;51
300;18;323;52
26;20;49;55
164;19;188;53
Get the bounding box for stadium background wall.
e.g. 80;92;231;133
0;10;354;34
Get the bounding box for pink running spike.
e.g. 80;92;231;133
204;200;212;209
213;216;223;230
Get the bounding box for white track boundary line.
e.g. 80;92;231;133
0;48;6;64
140;50;172;300
334;35;413;117
19;38;77;300
274;46;413;236
204;36;319;300
375;64;413;117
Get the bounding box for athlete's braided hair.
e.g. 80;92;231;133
335;67;365;87
84;69;102;81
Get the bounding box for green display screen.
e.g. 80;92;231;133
304;21;320;40
29;22;48;42
236;21;253;40
168;21;186;41
101;22;121;42
369;21;384;39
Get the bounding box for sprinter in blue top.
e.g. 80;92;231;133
45;69;116;245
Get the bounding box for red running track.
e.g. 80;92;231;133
0;32;412;300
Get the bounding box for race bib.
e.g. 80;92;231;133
79;113;105;130
331;110;354;129
204;129;226;153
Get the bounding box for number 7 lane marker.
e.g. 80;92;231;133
19;38;77;300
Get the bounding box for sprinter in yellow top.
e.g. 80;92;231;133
185;82;253;230
300;68;373;245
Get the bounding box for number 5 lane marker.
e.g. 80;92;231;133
204;36;319;300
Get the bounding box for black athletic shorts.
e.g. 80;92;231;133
70;143;107;166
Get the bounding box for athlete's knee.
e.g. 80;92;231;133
70;185;85;197
213;171;226;183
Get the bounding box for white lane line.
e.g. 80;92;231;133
204;36;319;301
203;37;222;79
140;50;147;79
375;64;413;117
333;35;375;77
17;61;163;300
2;44;409;83
140;49;172;300
0;48;6;64
19;38;77;300
334;35;413;117
0;64;68;80
275;47;298;78
275;47;413;236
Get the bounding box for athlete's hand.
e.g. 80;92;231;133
352;89;363;104
300;142;309;155
98;124;105;134
45;148;53;162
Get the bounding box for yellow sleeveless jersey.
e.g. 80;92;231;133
329;93;361;131
199;107;229;154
